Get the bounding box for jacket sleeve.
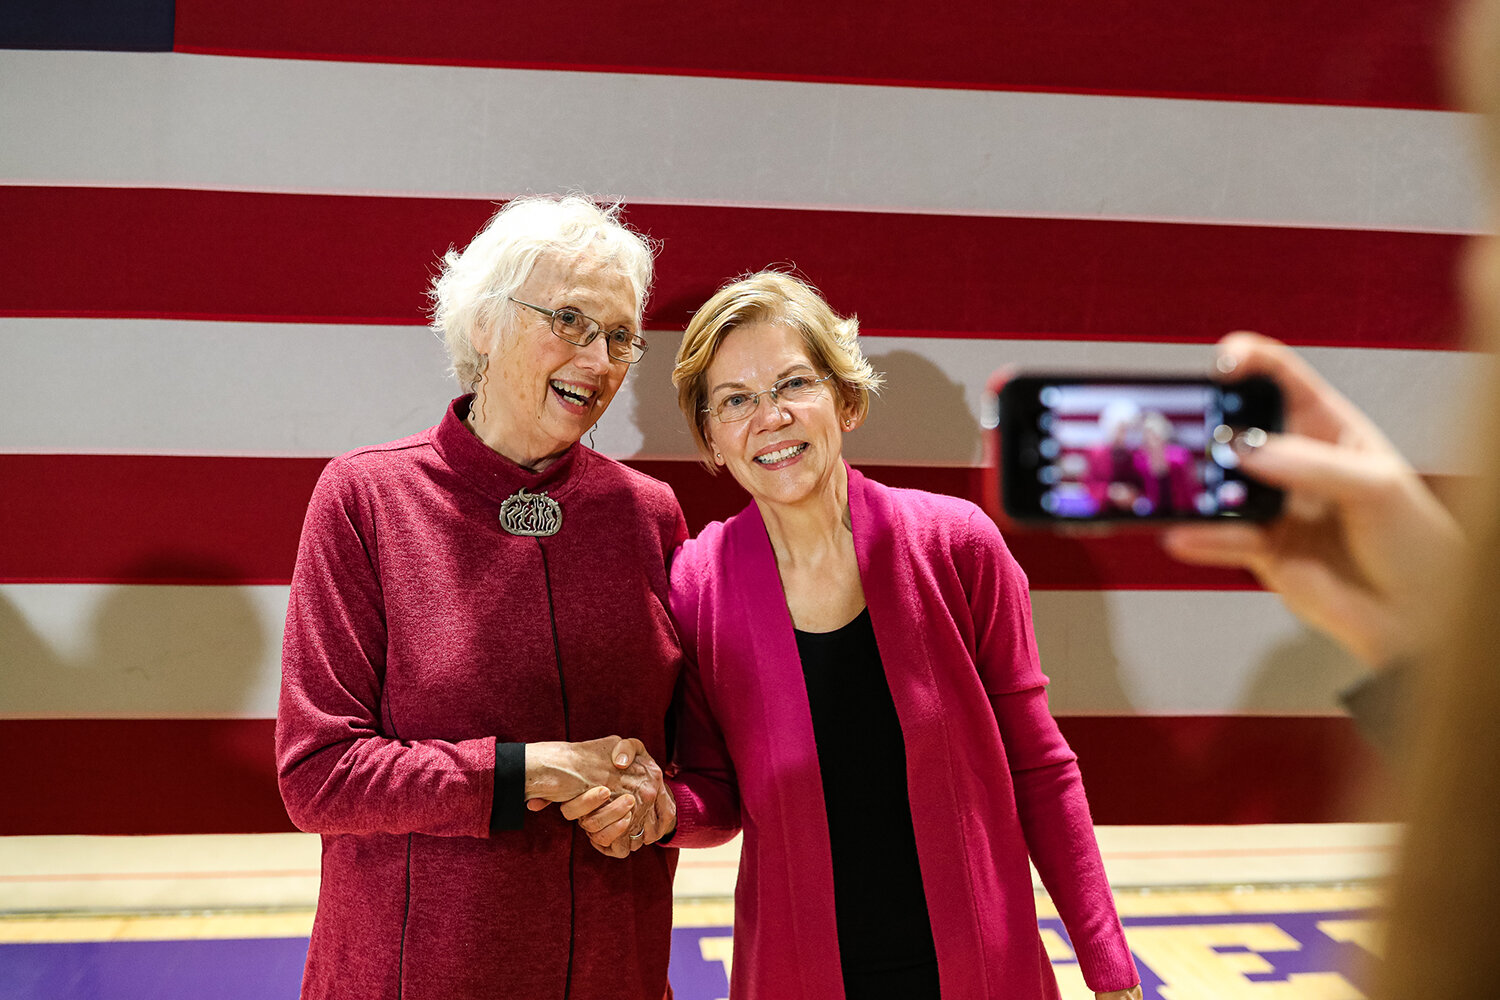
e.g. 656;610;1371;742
275;458;498;838
962;509;1139;993
663;543;742;848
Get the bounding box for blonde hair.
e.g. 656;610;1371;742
429;195;656;387
1376;2;1500;995
672;271;883;471
1457;0;1500;177
1141;410;1174;441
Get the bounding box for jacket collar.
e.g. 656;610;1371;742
431;394;589;505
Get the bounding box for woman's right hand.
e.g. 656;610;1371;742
1161;331;1465;667
523;735;662;811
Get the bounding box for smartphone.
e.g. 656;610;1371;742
996;374;1284;523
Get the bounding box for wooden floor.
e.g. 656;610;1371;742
0;828;1391;999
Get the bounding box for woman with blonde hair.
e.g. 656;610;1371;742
601;271;1140;998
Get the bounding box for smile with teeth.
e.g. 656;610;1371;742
754;443;807;465
550;379;595;407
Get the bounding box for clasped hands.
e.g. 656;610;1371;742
523;736;674;858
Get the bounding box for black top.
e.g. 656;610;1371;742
796;609;941;1000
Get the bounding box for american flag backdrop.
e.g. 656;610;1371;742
0;1;1483;836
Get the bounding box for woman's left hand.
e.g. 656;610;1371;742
551;782;677;857
1096;988;1143;1000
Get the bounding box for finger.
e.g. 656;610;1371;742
631;773;660;808
558;786;613;822
1258;555;1402;666
1160;523;1269;569
587;810;635;848
1214;332;1387;445
628;804;656;852
576;794;635;833
638;746;663;779
525;798;551;812
985;363;1018;399
609;737;638;770
587;835;628;859
650;784;677;844
636;803;666;850
1234;432;1412;504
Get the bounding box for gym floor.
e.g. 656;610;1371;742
1;825;1392;999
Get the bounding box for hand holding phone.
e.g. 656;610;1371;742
997;372;1285;524
1158;331;1465;667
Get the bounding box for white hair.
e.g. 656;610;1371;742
1099;399;1142;440
429;195;657;387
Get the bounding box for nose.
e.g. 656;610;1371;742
749;392;793;431
573;332;614;373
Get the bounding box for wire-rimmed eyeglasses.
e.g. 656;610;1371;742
509;297;649;364
703;372;836;423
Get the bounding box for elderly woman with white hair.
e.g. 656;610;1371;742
276;195;683;1000
577;271;1141;999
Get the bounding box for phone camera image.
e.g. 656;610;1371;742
998;375;1283;524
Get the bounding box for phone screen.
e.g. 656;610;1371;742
998;375;1283;523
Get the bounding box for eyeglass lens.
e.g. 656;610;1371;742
550;308;643;363
713;375;825;421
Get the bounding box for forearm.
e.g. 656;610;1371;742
1012;758;1137;992
278;728;497;837
989;687;1137;991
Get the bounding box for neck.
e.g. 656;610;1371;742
756;462;852;569
466;397;569;473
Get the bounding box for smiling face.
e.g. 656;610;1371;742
703;320;857;510
472;250;639;467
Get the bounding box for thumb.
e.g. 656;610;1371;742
610;738;637;770
525;798;550;812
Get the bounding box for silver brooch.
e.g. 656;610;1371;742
499;488;562;537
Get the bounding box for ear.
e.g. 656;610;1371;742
471;309;511;358
469;322;495;359
702;420;727;466
839;402;865;432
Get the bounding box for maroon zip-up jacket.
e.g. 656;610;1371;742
278;397;687;999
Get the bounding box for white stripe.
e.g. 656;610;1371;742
1;584;289;720
1;318;1485;473
0;584;1353;718
1033;591;1364;717
0;51;1482;234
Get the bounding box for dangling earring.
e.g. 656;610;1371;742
469;353;489;425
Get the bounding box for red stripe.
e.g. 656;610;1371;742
0;454;327;587
0;187;1464;350
0;716;1381;834
1061;715;1387;826
171;0;1454;110
0;454;1260;590
0;720;291;836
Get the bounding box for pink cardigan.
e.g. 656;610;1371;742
667;468;1137;998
